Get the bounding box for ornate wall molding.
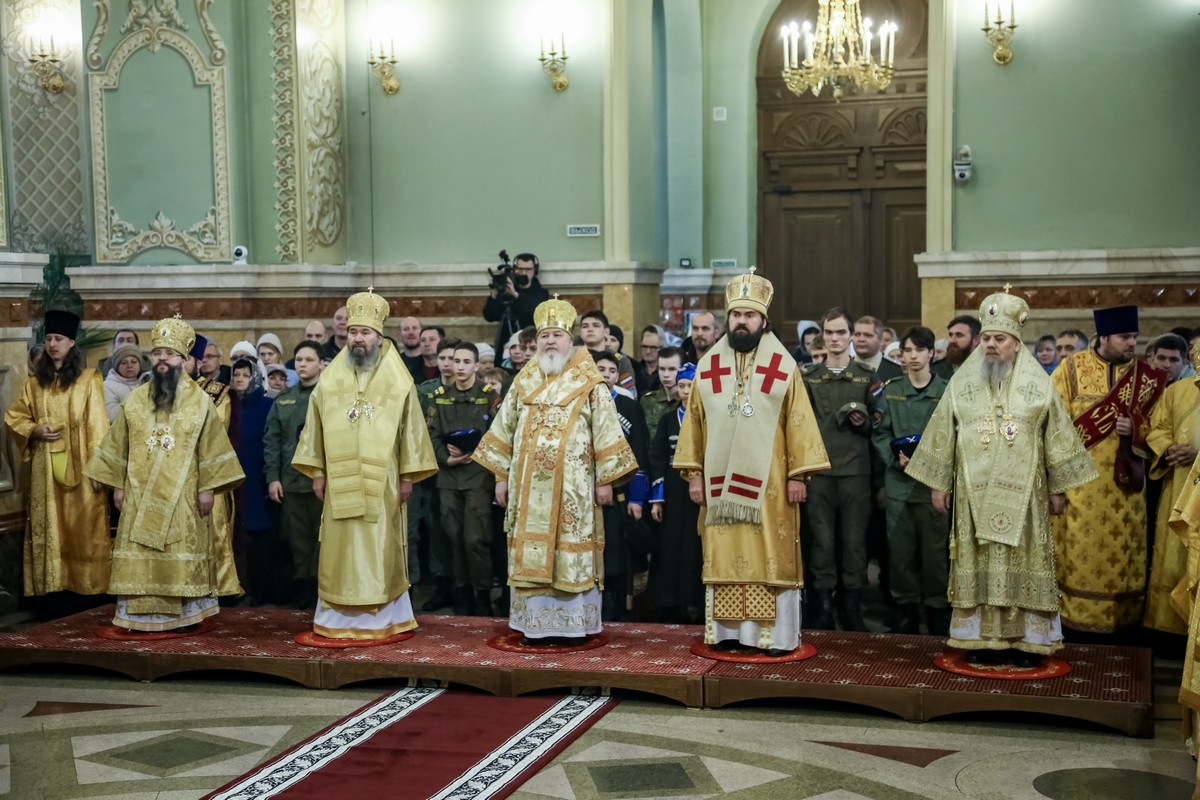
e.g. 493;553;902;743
87;0;110;68
301;40;344;247
89;26;232;262
119;0;188;43
295;0;346;257
269;0;299;261
195;0;226;65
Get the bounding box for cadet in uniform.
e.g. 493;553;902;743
802;308;882;631
427;342;499;616
870;326;950;635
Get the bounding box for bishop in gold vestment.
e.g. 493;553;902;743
1145;363;1200;634
292;290;437;640
86;317;244;631
473;297;637;642
1051;304;1156;632
673;269;830;654
5;309;110;596
907;290;1095;660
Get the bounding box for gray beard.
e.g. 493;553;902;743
348;344;379;370
537;350;569;375
151;366;180;412
980;357;1014;392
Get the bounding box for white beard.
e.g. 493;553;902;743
537;349;570;375
980;356;1014;391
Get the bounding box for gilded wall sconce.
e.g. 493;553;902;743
28;37;65;95
539;34;568;92
367;38;399;95
982;2;1017;65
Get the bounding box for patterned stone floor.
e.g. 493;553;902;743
0;658;1192;800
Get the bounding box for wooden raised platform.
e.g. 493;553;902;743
702;629;1155;737
0;607;1154;735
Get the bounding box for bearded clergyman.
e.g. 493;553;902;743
86;316;245;632
673;268;830;656
291;289;437;641
473;296;637;646
906;288;1096;668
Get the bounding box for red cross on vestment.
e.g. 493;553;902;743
755;352;789;394
701;355;732;394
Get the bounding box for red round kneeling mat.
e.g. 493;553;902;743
690;639;818;663
934;650;1072;680
96;617;217;641
294;629;416;649
487;632;608;653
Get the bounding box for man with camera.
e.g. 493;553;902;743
484;252;549;356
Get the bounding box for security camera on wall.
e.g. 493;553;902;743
232;245;249;265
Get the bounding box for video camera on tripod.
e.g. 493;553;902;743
488;250;515;293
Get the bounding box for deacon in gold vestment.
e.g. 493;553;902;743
1167;460;1200;797
473;297;637;644
907;289;1095;665
86;316;245;631
292;290;437;640
1145;350;1200;634
673;268;830;654
1051;304;1154;632
5;309;110;596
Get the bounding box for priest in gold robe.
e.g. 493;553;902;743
473;296;637;645
907;289;1096;667
86;316;245;631
1145;342;1200;634
1167;457;1200;795
188;334;242;599
5;309;110;598
1051;304;1163;633
673;269;830;655
292;289;437;640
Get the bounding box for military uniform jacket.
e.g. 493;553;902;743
427;380;499;489
802;361;880;477
871;373;948;503
263;381;315;493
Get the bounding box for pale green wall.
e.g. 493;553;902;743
347;0;607;265
626;0;669;264
699;0;776;270
664;0;704;270
953;0;1200;250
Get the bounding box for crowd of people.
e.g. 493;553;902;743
9;273;1200;662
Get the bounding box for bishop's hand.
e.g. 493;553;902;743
688;476;705;506
595;484;613;506
197;491;214;518
932;489;951;515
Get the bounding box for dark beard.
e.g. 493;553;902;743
151;366;180;412
945;342;970;366
728;328;763;353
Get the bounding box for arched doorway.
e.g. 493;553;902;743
756;0;928;342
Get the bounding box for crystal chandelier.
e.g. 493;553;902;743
781;0;896;102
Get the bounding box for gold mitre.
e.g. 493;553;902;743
346;287;389;334
534;294;577;333
725;266;773;315
151;314;195;357
978;284;1029;337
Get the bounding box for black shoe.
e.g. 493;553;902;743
1009;650;1043;669
925;606;952;637
452;585;475;616
965;649;1002;665
475;589;494;617
836;589;866;632
422;578;454;612
807;589;836;630
520;635;542;647
713;639;741;651
888;604;921;634
763;648;793;658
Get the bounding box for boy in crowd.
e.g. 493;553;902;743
871;327;951;635
264;341;325;608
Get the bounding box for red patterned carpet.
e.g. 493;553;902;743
0;607;1153;734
